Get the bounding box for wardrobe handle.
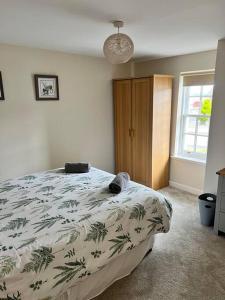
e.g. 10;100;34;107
129;128;135;138
129;128;132;137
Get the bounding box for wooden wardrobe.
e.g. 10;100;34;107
113;75;173;190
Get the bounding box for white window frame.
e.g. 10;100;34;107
175;71;214;162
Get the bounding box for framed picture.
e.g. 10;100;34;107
34;74;59;100
0;72;5;101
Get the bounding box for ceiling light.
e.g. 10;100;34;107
103;21;134;64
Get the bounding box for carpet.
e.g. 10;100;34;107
94;187;225;300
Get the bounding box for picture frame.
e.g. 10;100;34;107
0;71;5;101
34;74;59;100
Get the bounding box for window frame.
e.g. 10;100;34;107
176;73;214;162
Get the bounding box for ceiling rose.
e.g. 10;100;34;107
103;21;134;64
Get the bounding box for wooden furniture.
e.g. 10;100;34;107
214;168;225;234
113;75;173;190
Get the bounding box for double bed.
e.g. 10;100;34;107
0;168;172;300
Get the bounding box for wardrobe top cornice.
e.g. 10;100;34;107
113;74;174;81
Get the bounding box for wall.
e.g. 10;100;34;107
0;44;219;193
135;50;217;194
204;40;225;193
0;44;130;180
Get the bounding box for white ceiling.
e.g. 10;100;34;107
0;0;225;60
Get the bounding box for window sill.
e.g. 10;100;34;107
171;155;206;165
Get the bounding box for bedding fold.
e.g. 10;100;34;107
65;162;91;173
109;172;130;194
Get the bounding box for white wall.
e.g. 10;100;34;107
135;50;217;193
204;40;225;193
0;44;130;180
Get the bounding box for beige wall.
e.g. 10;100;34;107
135;50;217;193
0;43;218;193
204;40;225;193
0;44;130;180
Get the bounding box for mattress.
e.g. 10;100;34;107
0;168;172;300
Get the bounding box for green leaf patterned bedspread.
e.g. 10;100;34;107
0;168;172;300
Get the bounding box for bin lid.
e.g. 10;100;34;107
199;193;216;202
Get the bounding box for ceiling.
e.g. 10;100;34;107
0;0;225;60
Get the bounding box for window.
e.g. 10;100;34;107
176;72;214;162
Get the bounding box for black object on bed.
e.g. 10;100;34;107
109;172;130;194
65;163;91;173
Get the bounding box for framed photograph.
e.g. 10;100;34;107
34;74;59;100
0;72;5;101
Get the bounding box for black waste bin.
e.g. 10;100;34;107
198;193;216;226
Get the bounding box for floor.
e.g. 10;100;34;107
94;187;225;300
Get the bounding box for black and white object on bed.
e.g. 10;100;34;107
0;167;172;300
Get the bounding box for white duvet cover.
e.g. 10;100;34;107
0;168;172;300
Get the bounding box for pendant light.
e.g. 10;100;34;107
103;21;134;64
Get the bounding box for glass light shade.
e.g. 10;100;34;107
103;33;134;64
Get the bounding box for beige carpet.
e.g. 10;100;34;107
94;187;225;300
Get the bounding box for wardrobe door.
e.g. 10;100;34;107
132;78;153;186
151;75;172;189
114;80;132;175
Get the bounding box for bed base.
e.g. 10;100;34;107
57;236;154;300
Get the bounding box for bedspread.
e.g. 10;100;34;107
0;168;172;300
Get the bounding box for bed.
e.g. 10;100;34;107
0;168;172;300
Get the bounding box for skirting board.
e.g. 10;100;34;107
169;180;202;195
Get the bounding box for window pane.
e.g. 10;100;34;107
197;117;210;136
189;86;201;96
183;134;195;153
200;98;212;116
202;85;213;97
196;136;208;154
184;117;196;134
187;97;201;114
